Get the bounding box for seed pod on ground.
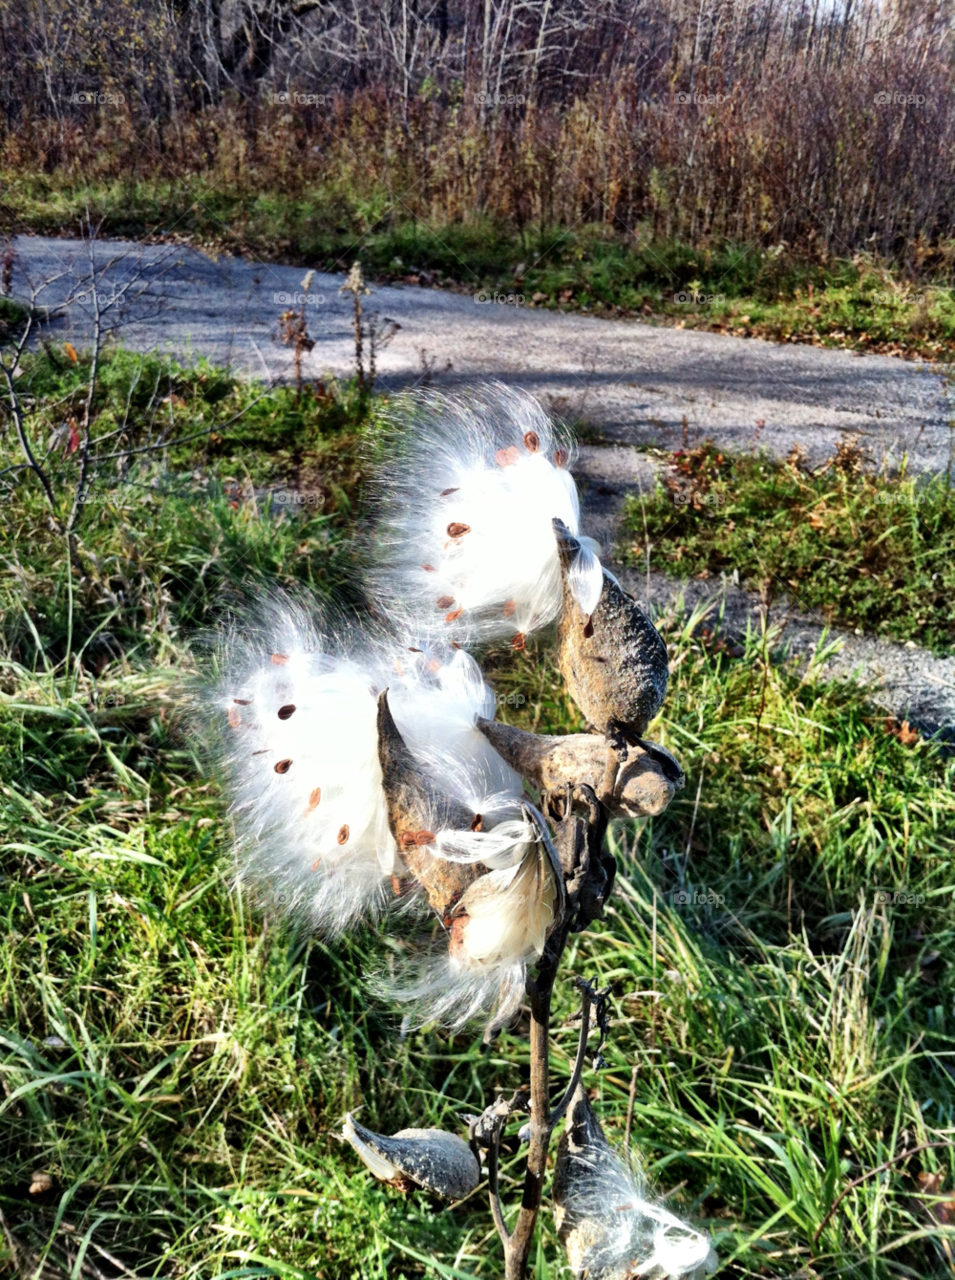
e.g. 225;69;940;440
342;1114;481;1199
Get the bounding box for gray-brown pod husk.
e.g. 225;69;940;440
553;518;670;741
477;718;683;819
342;1113;481;1199
553;1085;716;1280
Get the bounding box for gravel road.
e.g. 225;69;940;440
10;234;953;473
8;234;953;732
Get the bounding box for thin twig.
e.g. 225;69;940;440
66;217;104;536
812;1139;953;1248
550;977;594;1126
487;1113;511;1243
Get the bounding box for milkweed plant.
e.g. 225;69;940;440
211;385;716;1280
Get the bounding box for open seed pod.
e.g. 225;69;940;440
477;718;683;819
554;1084;716;1279
342;1113;481;1199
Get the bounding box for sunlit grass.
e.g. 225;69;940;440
621;439;955;656
1;350;954;1277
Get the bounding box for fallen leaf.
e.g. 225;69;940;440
885;717;919;746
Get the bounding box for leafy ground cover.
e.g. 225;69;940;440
6;175;955;361
620;438;955;657
1;352;954;1278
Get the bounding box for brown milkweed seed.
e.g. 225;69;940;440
523;431;540;452
228;707;242;728
471;813;483;832
445;608;464;623
312;856;323;871
400;831;417;848
440;487;459;497
308;787;321;808
233;698;252;705
271;653;289;665
421;563;436;572
274;758;292;774
448;914;468;952
503;599;516;617
554;448;568;468
409;647;423;653
583;615;595;638
496;446;521;467
337;824;349;845
447;522;470;538
510;632;527;651
437;595;454;609
277;703;296;720
414;830;436;845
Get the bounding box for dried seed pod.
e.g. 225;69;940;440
342;1114;480;1199
554;1085;716;1279
376;689;480;918
476;718;683;818
553;519;669;742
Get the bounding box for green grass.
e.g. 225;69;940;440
0;347;371;664
620;439;955;657
6;173;955;360
2;349;955;1277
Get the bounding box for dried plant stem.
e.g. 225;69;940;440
502;917;570;1280
494;790;610;1280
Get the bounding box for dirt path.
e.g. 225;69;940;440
9;234;953;733
10;234;953;474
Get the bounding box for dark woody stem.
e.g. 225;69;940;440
482;776;612;1280
549;978;595;1128
502;913;572;1280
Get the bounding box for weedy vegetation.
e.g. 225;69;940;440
621;438;955;658
5;0;955;358
0;338;954;1276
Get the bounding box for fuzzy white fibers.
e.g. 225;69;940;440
379;809;561;1034
559;1128;716;1279
367;384;605;645
215;603;560;1028
214;603;397;936
384;640;522;821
